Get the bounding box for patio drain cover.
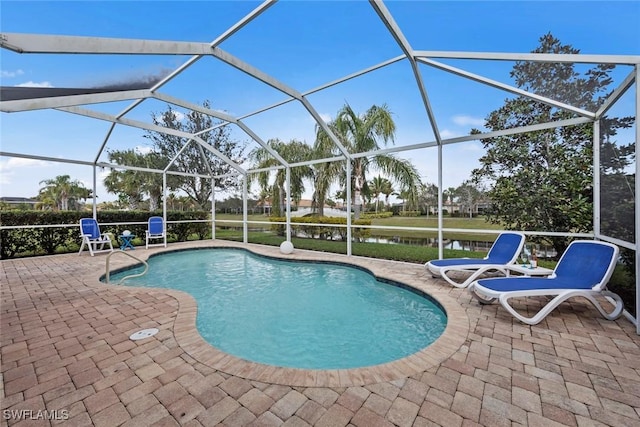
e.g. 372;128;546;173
129;328;159;341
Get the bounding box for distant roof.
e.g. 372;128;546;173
0;197;38;204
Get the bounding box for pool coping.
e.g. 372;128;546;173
102;240;470;387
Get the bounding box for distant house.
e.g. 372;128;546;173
255;198;336;215
0;197;38;208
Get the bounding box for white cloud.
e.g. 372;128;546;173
135;145;153;155
1;69;24;78
319;113;332;123
16;81;53;88
4;157;51;168
307;113;332;125
0;158;52;188
439;129;460;139
452;115;485;127
173;111;186;121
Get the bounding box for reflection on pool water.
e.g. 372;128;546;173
109;248;447;369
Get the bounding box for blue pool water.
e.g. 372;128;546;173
109;248;447;369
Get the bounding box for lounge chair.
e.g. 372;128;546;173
145;216;167;249
425;232;526;288
468;240;623;325
78;218;114;256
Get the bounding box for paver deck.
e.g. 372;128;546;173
2;240;639;426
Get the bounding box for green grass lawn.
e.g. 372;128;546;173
215;213;504;241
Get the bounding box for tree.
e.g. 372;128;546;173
369;175;385;213
249;139;314;217
380;178;395;209
314;103;421;218
144;101;246;209
454;180;485;218
471;33;634;255
37;175;91;211
599;131;635;243
414;182;438;215
103;149;165;210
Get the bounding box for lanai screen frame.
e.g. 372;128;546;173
1;0;639;332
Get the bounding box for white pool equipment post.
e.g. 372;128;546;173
163;172;167;239
242;174;248;244
211;177;216;240
285;166;291;242
346;158;352;256
437;144;443;260
92;165;97;219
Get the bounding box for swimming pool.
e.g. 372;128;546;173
109;248;447;369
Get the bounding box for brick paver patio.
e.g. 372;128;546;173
2;240;639;426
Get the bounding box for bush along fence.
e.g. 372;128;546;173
269;216;372;241
0;210;210;259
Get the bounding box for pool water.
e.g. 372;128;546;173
109;248;447;369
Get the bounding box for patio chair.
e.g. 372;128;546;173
145;216;167;249
78;218;114;256
425;232;526;288
468;240;623;325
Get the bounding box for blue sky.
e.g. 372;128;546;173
1;1;639;202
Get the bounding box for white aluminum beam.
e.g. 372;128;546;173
351;116;593;158
304;55;406;96
235;120;290;166
96;162;165;174
288;155;347;169
97;161;219;179
593;120;601;239
369;0;443;144
152;92;237;124
165;138;196;173
635;64;640;334
4;33;636;66
596;69;637;118
0;89;151;113
94;123;116;164
414;50;640;65
0;151;94;166
286;167;291;241
210;46;304;101
209;0;277;47
249;165;286;174
417;57;596;119
197;143;214;176
299;97;351;157
57;105;246;175
0;33;212;55
237;55;405;121
206;45;352;158
101;1;275;167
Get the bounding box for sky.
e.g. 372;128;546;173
1;0;639;204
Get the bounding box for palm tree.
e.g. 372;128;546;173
380;178;395;210
314;103;421;218
369;175;385;213
249;139;314;217
38;175;90;211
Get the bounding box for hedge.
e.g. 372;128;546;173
361;212;393;219
269;216;372;241
0;210;210;259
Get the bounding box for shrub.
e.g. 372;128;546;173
361;212;393;219
0;210;211;259
399;210;421;217
269;216;371;240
